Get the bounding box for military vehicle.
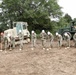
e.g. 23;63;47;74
57;21;76;39
4;22;30;44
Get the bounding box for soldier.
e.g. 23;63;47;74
47;31;54;50
31;30;37;50
5;34;15;50
73;33;76;47
56;32;63;48
7;33;12;50
11;36;15;49
40;30;47;50
4;32;8;52
18;30;24;50
0;32;4;51
64;33;70;49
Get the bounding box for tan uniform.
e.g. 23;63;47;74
11;36;15;49
73;33;76;47
0;34;4;50
6;34;11;50
48;33;54;48
18;32;24;50
64;33;70;47
56;34;62;47
4;36;8;50
31;32;37;48
40;31;47;48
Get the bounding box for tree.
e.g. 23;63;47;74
0;0;62;32
73;18;76;22
64;13;72;23
56;14;72;32
58;17;68;28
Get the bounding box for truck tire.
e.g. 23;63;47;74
73;33;76;41
63;32;72;39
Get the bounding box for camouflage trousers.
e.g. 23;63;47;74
66;40;70;47
42;39;46;48
19;39;23;49
31;39;36;48
74;41;76;47
58;39;62;48
49;39;53;48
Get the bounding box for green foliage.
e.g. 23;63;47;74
64;13;72;23
58;18;69;28
51;21;58;33
55;14;73;33
73;18;76;22
0;0;62;32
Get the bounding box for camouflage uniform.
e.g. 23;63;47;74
4;36;8;51
47;31;54;48
7;34;12;50
18;30;24;50
40;30;47;48
0;33;4;50
31;31;37;48
73;33;76;47
64;33;70;48
11;36;15;49
56;32;62;48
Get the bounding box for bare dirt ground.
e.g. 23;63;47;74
0;40;76;75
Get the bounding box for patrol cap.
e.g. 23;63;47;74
47;31;50;35
64;33;68;36
32;30;34;34
42;30;45;33
56;32;58;35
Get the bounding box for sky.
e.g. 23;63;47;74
0;0;2;3
58;0;76;19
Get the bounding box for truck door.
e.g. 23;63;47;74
16;23;23;35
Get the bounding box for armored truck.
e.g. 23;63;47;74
57;21;76;39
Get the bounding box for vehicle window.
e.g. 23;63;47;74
23;25;26;29
14;23;16;27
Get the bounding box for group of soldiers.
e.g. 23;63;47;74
31;30;76;50
0;30;24;51
0;29;76;52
